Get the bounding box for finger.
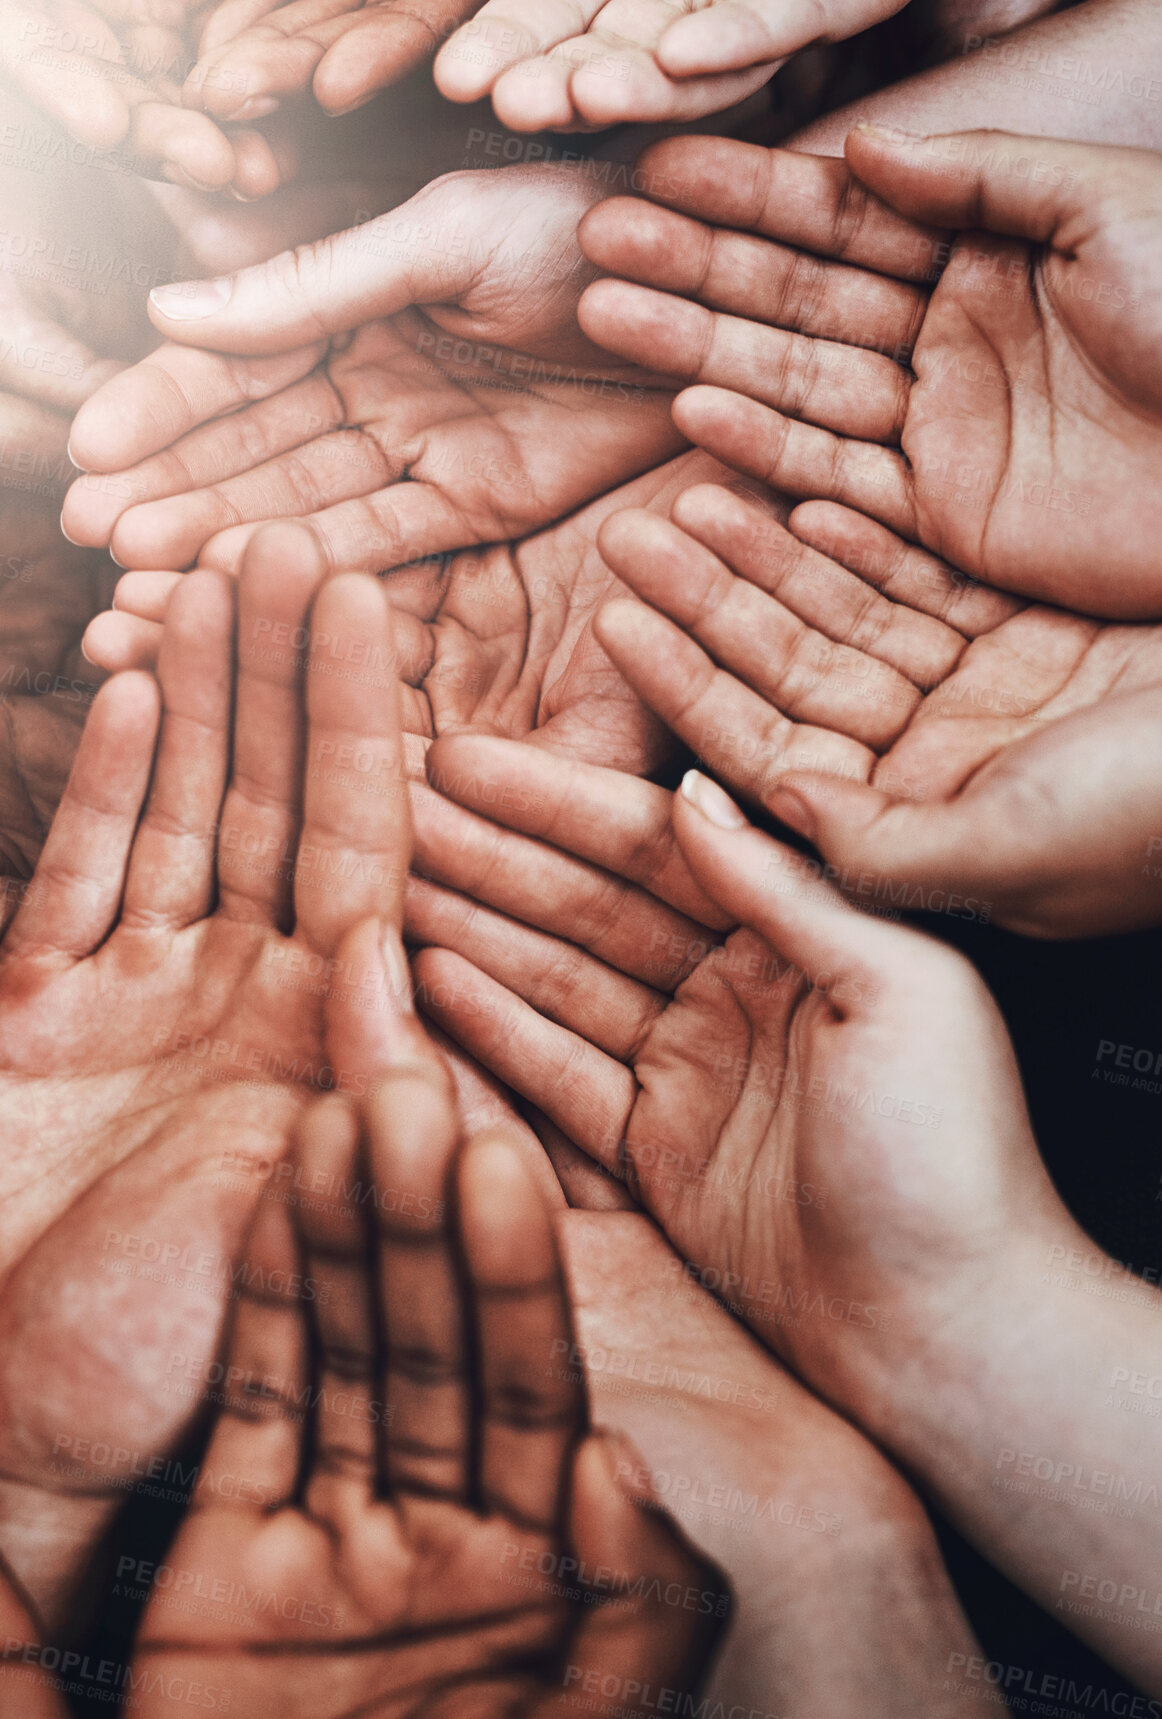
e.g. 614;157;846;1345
126;95;240;192
763;766;1036;918
293;1094;379;1520
532;1433;726;1716
458;1129;583;1529
673;385;916;539
81;611;164;674
217;522;326;927
187;1172;307;1517
414;947;634;1175
2;673;159;964
844;125;1131;244
434;1;602;104
295;572;410;953
65;342;325;477
187;0;355;118
410;777;718;990
597;507;922;748
114;570;183;622
674;769;949;1014
405;873;669;1059
568;47;773;129
659;0;900;73
323;916;437;1093
0;3;130;150
105;418;396;572
121;569;233;930
631;135;946;281
0;301;115;417
314;0;477;114
578;280;909;442
531;1113;637;1214
671;486;970;686
423;735;730;928
788;501;1023;640
146;180;492;349
579;198;928;356
367;1062;472;1501
594;598;875;808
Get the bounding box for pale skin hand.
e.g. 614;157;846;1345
0;522;414;1634
587;484;1162;937
62;165;680;579
578;128;1162;618
126;1074;725;1719
562;1212;989;1719
0;0;287;194
396;735;1162;1692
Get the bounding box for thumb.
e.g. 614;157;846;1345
146;180;478;351
673;771;951;1015
843;125;1126;247
766;771;999;913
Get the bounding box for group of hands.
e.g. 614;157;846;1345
5;0;1162;1715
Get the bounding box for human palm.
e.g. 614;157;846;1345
86;449;758;775
391;730;1053;1396
128;1052;724;1717
63;165;678;577
578;130;1162;619
0;526;411;1629
0;0;285;193
590;485;1162;933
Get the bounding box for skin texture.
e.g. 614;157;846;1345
578;128;1162;619
123;1074;725;1719
589;485;1162;937
182;0;904;132
393;731;1162;1692
0;0;287;194
0;524;417;1635
62;167;680;580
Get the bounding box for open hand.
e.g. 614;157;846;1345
590;485;1162;937
0;523;410;1631
579;130;1162;618
126;1059;725;1717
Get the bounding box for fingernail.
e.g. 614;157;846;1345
766;785;816;843
381;924;415;1014
150;277;232;320
680;769;747;830
853;122;925;145
65;438;84;471
323;91;377;118
59;510;80;546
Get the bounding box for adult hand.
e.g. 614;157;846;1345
86;449;759;775
432;0;912;131
63;165;680;577
0;0;285;194
0;523;411;1632
578;130;1162;618
391;740;1162;1688
590;485;1162;937
126;1065;725;1718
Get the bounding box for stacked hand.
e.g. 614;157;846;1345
124;1060;725;1717
0;522;411;1631
184;0;913;134
0;0;288;194
588;485;1162;937
578;129;1162;618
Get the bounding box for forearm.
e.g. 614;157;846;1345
561;1213;991;1719
861;1227;1162;1694
790;0;1162;152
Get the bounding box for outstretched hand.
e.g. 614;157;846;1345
590;485;1162;937
579;130;1162;619
0;523;413;1631
64;164;679;577
126;1052;725;1716
184;0;910;133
